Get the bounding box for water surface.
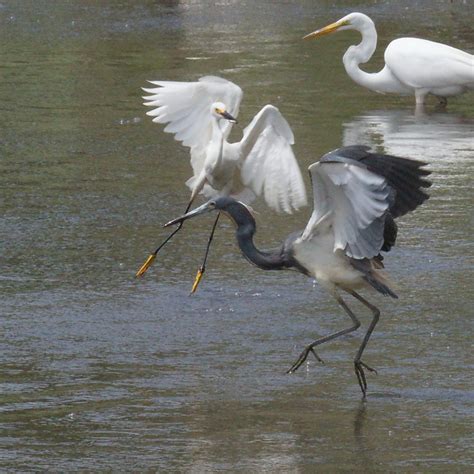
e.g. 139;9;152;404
1;1;473;471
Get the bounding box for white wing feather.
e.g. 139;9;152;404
239;105;307;213
386;38;474;89
301;161;390;259
142;76;243;150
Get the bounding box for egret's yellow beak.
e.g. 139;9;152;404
303;19;349;40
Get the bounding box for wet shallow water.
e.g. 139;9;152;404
1;1;473;471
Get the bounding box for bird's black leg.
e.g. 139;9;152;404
287;295;361;374
190;212;220;294
136;199;194;277
349;290;381;398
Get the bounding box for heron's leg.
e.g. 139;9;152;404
287;295;361;374
136;199;194;277
349;290;381;398
190;212;220;294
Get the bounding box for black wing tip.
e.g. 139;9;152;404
320;145;371;163
319;145;433;217
320;146;431;173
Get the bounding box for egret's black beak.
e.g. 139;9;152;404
220;111;238;124
164;201;215;227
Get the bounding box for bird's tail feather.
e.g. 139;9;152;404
364;270;398;299
350;257;398;299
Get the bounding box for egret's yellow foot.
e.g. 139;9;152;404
190;268;204;294
136;254;156;277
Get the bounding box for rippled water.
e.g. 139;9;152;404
1;1;473;471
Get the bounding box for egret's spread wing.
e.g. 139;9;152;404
142;76;243;150
239;105;307;214
301;146;431;259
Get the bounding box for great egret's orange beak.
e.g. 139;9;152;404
303;19;349;40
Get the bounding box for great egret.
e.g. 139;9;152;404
304;12;474;106
165;146;431;397
136;76;307;293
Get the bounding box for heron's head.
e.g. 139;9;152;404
164;197;254;229
303;12;372;40
210;102;238;123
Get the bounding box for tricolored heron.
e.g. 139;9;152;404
165;145;431;397
136;76;307;293
304;12;474;106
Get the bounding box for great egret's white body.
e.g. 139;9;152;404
305;12;474;105
136;76;306;283
143;76;307;213
165;146;432;396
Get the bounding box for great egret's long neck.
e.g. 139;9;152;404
341;21;380;89
224;203;288;271
341;20;406;93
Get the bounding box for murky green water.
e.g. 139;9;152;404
1;1;473;471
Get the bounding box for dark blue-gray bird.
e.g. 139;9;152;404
165;146;431;397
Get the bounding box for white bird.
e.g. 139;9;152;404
165;146;432;397
136;76;307;290
304;12;474;106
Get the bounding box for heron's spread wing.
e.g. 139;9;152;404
324;146;431;219
301;157;391;259
239;105;307;214
142;76;243;150
301;146;431;259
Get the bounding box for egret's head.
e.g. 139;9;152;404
303;12;372;40
211;102;238;123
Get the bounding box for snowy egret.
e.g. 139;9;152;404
136;76;307;293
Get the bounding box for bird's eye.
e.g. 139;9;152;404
209;201;216;208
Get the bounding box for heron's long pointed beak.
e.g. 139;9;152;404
219;111;238;124
303;19;348;40
164;201;215;227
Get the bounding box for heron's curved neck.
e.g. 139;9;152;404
237;225;287;271
225;203;287;271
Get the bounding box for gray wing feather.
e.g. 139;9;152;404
321;146;431;218
301;159;390;259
